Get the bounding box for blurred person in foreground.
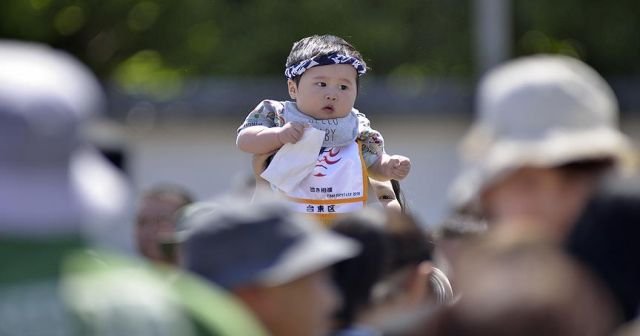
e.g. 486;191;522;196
181;196;361;336
432;213;487;298
0;40;264;335
567;175;640;321
136;184;194;264
387;224;621;336
449;55;636;243
331;209;453;336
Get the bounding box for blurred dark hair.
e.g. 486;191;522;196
331;210;435;329
385;211;434;270
390;179;408;214
331;210;391;328
566;175;640;322
557;158;614;178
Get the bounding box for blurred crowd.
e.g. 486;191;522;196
1;39;640;336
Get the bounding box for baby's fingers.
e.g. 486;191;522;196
399;160;411;167
392;164;411;180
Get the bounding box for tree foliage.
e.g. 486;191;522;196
514;0;640;75
0;1;471;78
2;0;638;99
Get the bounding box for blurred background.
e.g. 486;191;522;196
3;0;640;226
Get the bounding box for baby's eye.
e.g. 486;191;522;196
340;85;349;90
316;82;327;87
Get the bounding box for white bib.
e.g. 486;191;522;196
278;141;368;224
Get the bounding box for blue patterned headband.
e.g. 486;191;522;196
284;53;367;79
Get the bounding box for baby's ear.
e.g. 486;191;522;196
287;79;297;99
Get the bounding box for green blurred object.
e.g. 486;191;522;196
0;236;268;336
2;0;639;98
514;0;640;75
0;1;471;82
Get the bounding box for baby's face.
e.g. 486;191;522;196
288;64;358;120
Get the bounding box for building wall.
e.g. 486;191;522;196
101;115;640;228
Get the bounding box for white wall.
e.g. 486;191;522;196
100;115;640;228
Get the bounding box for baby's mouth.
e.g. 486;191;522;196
322;105;335;113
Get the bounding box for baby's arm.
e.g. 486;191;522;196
237;100;307;154
368;153;411;181
356;111;410;180
237;122;307;154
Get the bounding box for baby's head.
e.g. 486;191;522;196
285;35;367;120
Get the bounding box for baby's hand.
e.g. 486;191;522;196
277;121;307;145
387;155;411;180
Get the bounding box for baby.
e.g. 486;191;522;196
237;34;410;223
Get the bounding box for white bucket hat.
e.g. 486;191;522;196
450;55;636;210
0;40;133;250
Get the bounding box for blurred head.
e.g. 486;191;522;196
331;209;449;332
235;269;340;336
450;55;635;239
285;35;367;120
429;228;621;336
136;184;193;263
0;40;131;249
181;197;360;336
480;160;611;241
331;209;392;329
382;211;445;307
434;213;488;292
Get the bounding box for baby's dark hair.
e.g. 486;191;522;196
285;34;367;85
